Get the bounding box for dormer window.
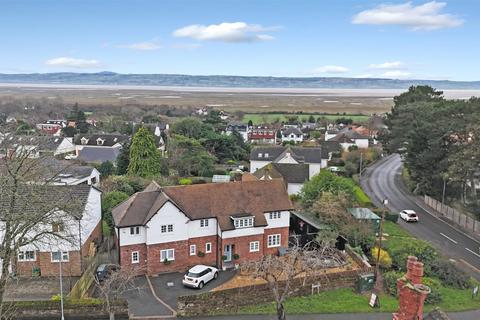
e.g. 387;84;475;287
96;138;105;146
81;137;89;145
258;153;263;158
232;216;254;228
264;153;269;157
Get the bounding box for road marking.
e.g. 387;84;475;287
465;248;480;258
440;232;458;244
459;259;480;273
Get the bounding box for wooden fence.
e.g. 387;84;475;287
424;195;480;236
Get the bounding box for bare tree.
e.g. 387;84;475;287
242;238;347;320
0;147;84;317
93;265;141;320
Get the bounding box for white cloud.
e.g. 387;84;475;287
369;61;405;69
314;65;350;74
119;41;161;51
172;22;278;42
381;70;412;78
44;57;102;69
352;1;463;31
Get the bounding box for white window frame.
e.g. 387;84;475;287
18;250;36;262
269;211;281;219
205;242;212;253
189;245;196;256
267;234;281;248
249;241;260;252
160;249;175;262
233;217;254;229
200;219;209;228
161;224;173;233
131;251;139;264
51;251;69;262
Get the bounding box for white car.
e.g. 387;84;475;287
400;210;419;222
182;265;219;289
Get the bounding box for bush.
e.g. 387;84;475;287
384;212;399;223
383;271;403;296
179;178;193;185
431;260;471;289
423;277;443;304
353;186;372;206
387;241;438;276
102;191;129;230
116;182;134;195
371;247;392;269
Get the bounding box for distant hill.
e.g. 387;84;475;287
1;72;479;89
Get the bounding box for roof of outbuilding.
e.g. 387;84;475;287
254;163;309;184
112;180;293;231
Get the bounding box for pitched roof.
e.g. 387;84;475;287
282;127;303;136
318;140;342;154
73;134;128;147
250;146;328;162
0;184;94;219
348;208;380;220
77;145;121;163
0;135;65;151
254;163;309;184
112;180;293;231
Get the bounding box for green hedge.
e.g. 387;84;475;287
353;186;372;207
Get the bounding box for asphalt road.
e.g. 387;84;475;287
361;154;480;280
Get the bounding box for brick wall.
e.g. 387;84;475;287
221;234;264;266
81;220;102;257
16;251;82;277
178;267;370;317
119;243;147;274
263;227;289;256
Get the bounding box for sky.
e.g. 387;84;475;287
0;0;478;80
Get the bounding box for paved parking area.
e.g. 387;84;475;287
125;270;236;318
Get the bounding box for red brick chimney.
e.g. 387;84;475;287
392;256;431;320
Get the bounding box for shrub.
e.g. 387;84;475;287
383;271;403;296
431;260;471;289
371;247;392;269
353;186;372;206
116;182;135;195
387;241;438;276
384;211;399;223
226;160;236;165
423;277;443;304
233;253;240;260
179;178;193;185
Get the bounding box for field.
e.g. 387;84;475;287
0;84;394;115
243;113;370;124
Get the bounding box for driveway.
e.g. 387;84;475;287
125;270;236;318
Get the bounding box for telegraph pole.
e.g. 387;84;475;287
59;252;65;320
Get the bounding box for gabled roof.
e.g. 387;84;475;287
282;127;303;136
0;135;65;151
0;184;95;219
250;146;328;163
73;134;128;147
254;163;309;184
112;180;293;231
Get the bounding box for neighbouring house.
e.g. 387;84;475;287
0;184;102;277
347;208;380;233
36;120;67;135
253;163;309;195
318;140;342;160
328;128;369;150
41;158;101;187
73;134;129;164
6;116;17;124
112;180;293;275
248;125;277;144
225;121;249;142
249;146;329;177
0;135;75;159
281;127;304;144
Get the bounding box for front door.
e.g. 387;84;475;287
224;244;232;262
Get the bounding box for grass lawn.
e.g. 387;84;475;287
354;185;373;207
243;113;370;125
